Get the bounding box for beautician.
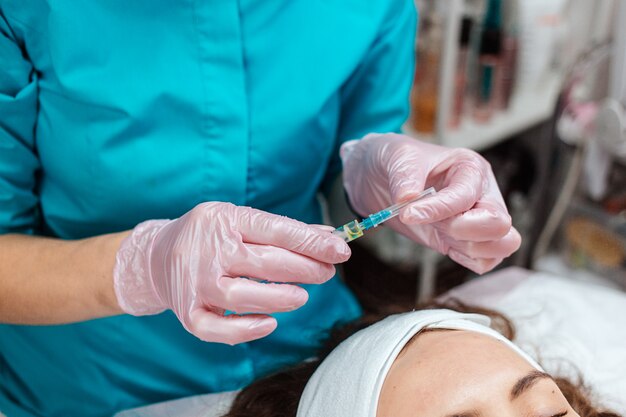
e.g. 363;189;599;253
0;1;520;416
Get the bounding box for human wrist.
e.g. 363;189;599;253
113;219;170;316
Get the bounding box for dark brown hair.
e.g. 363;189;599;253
223;299;621;417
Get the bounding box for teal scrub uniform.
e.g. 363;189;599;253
0;1;416;416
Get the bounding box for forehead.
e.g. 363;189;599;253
379;330;536;414
396;330;531;377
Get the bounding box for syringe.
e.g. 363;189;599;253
333;187;436;243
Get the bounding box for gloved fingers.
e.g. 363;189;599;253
339;139;362;161
447;228;522;259
448;249;504;275
236;207;351;264
310;224;337;233
431;203;513;243
189;310;277;345
387;217;451;255
442;171;512;240
386;145;431;204
228;243;336;284
482;172;509;207
401;160;486;225
211;276;309;314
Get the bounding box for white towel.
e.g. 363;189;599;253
296;309;543;417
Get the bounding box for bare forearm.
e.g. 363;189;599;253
0;232;130;324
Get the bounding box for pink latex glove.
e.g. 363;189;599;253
341;133;521;274
113;202;351;345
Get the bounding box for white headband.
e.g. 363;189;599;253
296;309;543;417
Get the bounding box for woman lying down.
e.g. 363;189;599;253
223;301;621;417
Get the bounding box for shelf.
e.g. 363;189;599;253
404;72;563;151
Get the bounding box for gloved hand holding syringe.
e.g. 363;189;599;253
333;187;436;242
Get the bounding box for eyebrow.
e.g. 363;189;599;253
510;370;553;401
443;371;554;417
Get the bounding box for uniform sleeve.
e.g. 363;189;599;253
322;0;418;193
0;12;40;234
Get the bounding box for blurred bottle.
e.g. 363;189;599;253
450;17;474;130
517;0;569;91
464;0;488;124
410;8;442;134
496;0;520;111
473;0;503;123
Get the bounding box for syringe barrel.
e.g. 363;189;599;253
362;210;392;230
332;187;436;243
